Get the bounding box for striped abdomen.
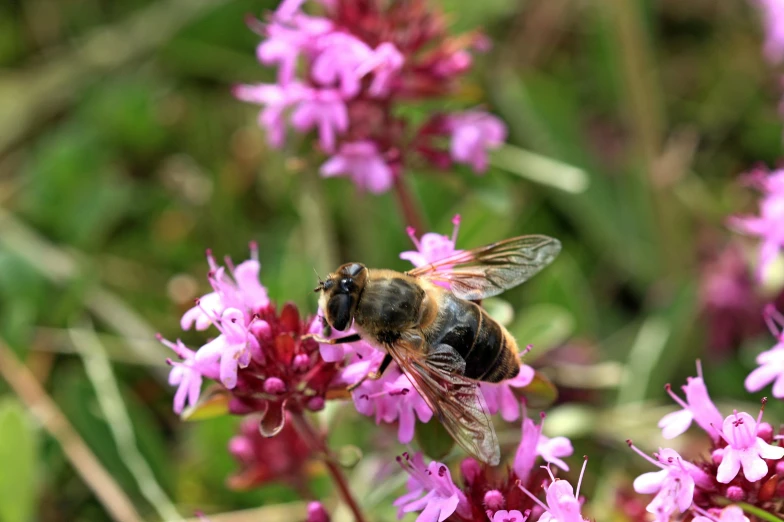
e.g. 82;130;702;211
424;292;519;383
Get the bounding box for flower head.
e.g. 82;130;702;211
715;408;784;483
745;305;784;398
629;445;701;522
161;245;345;435
320;140;395;194
238;0;506;193
658;361;724;442
514;412;574;483
729;167;784;281
339;351;433;443
517;459;589;522
400;215;462;269
447;111;507;173
394;452;470;522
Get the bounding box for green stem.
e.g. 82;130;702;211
393;175;426;232
289;411;367;522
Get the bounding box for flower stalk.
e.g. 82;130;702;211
289;410;368;522
393;175;426;233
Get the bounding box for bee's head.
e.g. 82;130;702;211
315;262;367;331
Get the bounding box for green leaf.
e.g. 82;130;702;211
415;420;454;462
514;370;558;409
0;397;37;522
490;144;590;194
181;385;230;421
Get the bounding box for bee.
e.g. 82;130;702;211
313;235;561;465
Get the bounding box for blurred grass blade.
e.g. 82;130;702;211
70;323;183;522
616;316;670;405
490;143;589;193
0;398;37;522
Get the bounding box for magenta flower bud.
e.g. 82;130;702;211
307;502;330;522
263;377;287;395
712;448;724;465
307;396;325;411
460;458;482;485
228;436;254;461
251;319;272;340
292;353;311;372
776;460;784;476
483;489;505;511
726;486;745;501
756;421;773;440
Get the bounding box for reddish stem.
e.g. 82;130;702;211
290;411;367;522
393;175;426;232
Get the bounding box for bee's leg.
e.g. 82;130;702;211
347;353;392;392
302;333;362;344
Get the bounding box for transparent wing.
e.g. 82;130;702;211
406;235;561;301
387;337;500;466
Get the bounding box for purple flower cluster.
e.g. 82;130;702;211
393;411;582;522
746;304;784;398
629;361;784;521
160;243;344;435
236;0;506;193
729;167;784;281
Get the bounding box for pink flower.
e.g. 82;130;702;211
752;0;784;63
513;412;574;483
193;308;258;389
481;364;535;421
306;502;330;522
232;83;303;148
341;352;433;444
394;452;470;522
400;215;462;268
320;140;394;193
629;445;702;522
693;506;750;522
355;42;405;97
518;460;589;522
715;410;784;483
447;111;507;173
491;510;529;522
291;87;348;152
312;32;372;98
160;337;218;414
659;361;724;442
729;168;784;281
745;305;784;398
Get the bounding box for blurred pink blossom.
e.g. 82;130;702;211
320;140;394;193
447;111;507;172
745;305;784;398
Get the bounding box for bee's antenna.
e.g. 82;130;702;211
313;267;324;292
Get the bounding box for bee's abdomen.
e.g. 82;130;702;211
433;297;519;383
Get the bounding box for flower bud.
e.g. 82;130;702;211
483;489;505;511
711;448;724;465
756;421;773;440
307;396;325;411
307;502;330;522
726;485;745;501
460;458;482;485
263;377;287;395
292;353;311;373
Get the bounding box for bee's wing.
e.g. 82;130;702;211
386;337;500;466
406;235;561;301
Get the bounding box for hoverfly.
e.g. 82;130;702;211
314;235;561;465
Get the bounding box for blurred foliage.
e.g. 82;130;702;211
1;0;784;520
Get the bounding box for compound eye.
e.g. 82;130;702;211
327;294;352;331
339;278;354;292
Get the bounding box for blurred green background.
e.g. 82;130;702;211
1;0;783;520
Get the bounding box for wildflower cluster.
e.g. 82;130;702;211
235;0;506;193
393;410;584;522
160;243;344;436
729;167;784;282
629;361;784;522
